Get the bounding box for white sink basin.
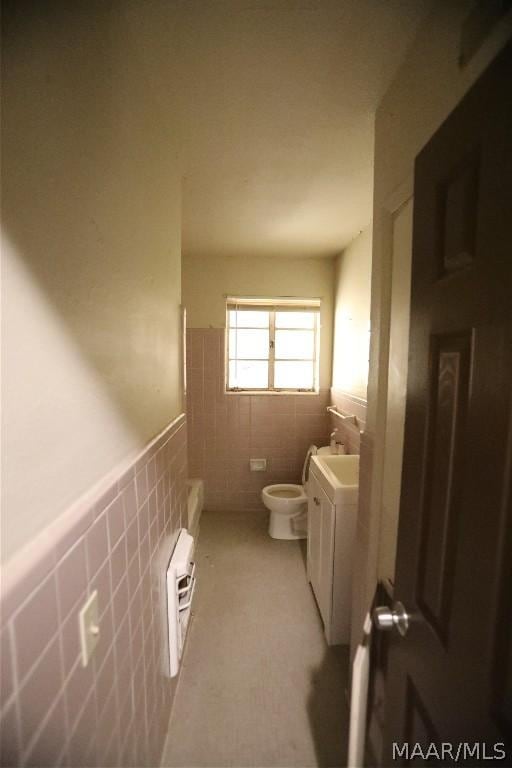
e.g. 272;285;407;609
310;454;359;505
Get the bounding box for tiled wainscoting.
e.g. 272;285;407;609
0;415;188;767
186;328;331;511
329;388;367;455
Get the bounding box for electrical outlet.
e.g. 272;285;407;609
79;590;99;667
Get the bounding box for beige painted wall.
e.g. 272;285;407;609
182;253;335;389
353;2;512;657
332;226;372;399
1;2;183;563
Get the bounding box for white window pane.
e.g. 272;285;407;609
229;329;269;359
275;329;314;360
229;310;269;328
229;360;268;388
275;311;315;329
274;361;314;389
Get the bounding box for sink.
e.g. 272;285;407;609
319;455;360;485
310;454;359;505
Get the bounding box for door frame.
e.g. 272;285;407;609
359;176;413;762
351;173;414;668
361;173;414;609
372;174;414;584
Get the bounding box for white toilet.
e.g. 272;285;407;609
262;445;329;540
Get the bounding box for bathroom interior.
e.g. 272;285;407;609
1;2;511;767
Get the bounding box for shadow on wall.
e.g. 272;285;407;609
1;2;184;559
1;0;182;442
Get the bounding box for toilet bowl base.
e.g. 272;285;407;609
268;509;307;540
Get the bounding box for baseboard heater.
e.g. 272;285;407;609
165;528;196;677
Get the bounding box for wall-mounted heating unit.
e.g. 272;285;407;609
165;528;196;677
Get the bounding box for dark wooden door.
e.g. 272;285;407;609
382;42;512;765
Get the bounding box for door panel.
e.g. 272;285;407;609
307;473;322;598
403;679;439;748
318;487;335;631
437;146;479;277
383;42;512;762
307;473;335;634
417;331;471;641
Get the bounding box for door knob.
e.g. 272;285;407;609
373;600;409;637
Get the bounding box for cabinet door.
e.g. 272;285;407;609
318;487;335;634
307;473;322;598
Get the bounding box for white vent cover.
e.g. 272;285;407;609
165;528;196;677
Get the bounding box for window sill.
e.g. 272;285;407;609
225;390;320;396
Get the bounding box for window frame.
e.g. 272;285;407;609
225;297;321;393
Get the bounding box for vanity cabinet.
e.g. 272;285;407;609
307;473;335;633
307;459;358;646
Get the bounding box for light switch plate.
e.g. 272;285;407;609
79;590;99;667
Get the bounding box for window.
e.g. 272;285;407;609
226;297;320;392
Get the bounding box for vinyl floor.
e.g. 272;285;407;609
162;509;349;767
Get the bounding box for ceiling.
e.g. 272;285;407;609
174;0;432;259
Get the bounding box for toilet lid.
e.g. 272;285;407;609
302;444;318;486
